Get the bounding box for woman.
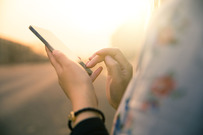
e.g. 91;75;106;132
46;0;203;134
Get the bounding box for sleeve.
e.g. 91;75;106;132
112;0;203;135
70;118;109;135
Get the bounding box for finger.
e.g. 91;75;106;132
90;66;103;82
89;53;97;61
45;47;61;69
104;55;122;80
86;55;104;68
85;60;90;66
88;48;118;64
52;50;72;67
97;48;130;69
92;48;131;70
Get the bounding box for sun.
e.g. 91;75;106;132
0;0;153;56
68;0;151;33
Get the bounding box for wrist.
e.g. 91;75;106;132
71;98;98;112
72;110;99;127
70;88;98;112
70;93;99;128
68;107;105;131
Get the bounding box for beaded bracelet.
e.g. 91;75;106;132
67;107;105;131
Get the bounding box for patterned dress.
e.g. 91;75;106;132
112;0;203;134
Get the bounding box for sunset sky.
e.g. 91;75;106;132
0;0;152;57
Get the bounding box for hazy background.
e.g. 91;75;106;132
0;0;161;134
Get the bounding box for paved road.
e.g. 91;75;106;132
0;63;115;135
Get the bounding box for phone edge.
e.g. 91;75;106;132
29;25;54;52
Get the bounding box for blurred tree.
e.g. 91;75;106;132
0;38;48;64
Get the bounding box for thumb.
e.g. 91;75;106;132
105;55;122;79
52;50;71;66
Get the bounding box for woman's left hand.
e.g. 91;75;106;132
45;47;103;126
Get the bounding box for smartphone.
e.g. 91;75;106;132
29;25;92;75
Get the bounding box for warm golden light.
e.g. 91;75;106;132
68;1;150;32
0;0;152;57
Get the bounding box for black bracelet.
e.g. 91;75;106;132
67;107;105;131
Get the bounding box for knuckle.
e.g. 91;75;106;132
63;61;71;67
110;61;119;67
126;63;133;76
113;48;121;54
128;63;133;71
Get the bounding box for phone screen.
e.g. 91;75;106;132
29;25;92;75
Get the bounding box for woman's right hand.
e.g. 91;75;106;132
86;48;133;109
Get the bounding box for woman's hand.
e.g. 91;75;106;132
45;47;103;125
86;48;133;109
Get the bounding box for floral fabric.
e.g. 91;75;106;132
112;0;203;134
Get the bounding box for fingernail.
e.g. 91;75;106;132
89;56;92;60
86;61;91;67
52;50;60;55
86;61;89;66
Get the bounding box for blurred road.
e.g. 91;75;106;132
0;63;115;135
